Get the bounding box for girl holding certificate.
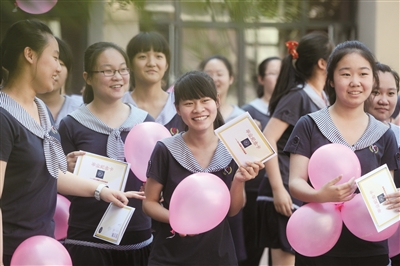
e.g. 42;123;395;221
286;41;399;265
258;31;334;266
58;42;154;265
0;20;130;266
143;70;264;265
122;32;185;135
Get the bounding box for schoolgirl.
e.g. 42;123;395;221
142;70;263;265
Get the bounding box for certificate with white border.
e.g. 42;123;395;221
215;112;276;166
93;203;135;245
356;164;400;232
73;151;130;192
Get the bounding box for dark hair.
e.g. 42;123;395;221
55;37;73;92
174;70;225;130
199;55;234;78
257;56;281;98
83;42;130;104
269;31;334;115
325;40;378;105
126;32;170;88
375;62;399;93
375;62;400;118
1;19;53;85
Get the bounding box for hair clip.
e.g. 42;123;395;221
286;41;299;59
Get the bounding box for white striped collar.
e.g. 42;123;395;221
0;91;67;178
308;107;389;151
161;132;233;173
69;103;148;161
123;91;177;125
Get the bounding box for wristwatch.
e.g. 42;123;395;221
94;183;108;201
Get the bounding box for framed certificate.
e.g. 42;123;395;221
356;164;400;232
93;203;135;245
215;112;276;166
73;151;130;192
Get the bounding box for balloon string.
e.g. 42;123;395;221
166;229;175;239
335;202;344;211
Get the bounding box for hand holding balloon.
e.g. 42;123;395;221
317;175;357;203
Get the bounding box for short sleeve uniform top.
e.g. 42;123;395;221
284;107;399;257
390;123;400;187
58;104;154;233
272;85;325;185
0;94;61;256
241;98;270;130
146;133;239;265
122;91;185;135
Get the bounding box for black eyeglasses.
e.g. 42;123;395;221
90;68;130;77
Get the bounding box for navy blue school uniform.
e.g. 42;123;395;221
284;107;399;265
256;84;328;253
122;91;185;135
58;104;154;266
0;92;66;265
240;98;270;265
146;133;238;265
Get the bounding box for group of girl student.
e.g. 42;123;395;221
287;40;400;266
199;54;248;263
142;70;264;265
256;31;334;266
58;42;154;265
0;19;131;266
240;56;282;266
36;36;83;129
122;31;185;135
364;62;400;266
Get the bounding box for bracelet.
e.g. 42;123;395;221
94;183;108;201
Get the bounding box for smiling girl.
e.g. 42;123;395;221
0;20;129;266
142;71;263;265
123;32;184;135
58;42;154;265
286;41;400;265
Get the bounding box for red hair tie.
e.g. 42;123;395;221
286;41;299;59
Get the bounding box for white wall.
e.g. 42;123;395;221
358;0;400;72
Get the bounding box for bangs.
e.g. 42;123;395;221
174;71;217;104
127;32;170;64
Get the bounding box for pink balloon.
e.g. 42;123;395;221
341;194;399;242
11;235;72;265
54;194;70;240
167;85;174;92
16;0;58;14
124;122;171;182
169;173;231;235
287;202;343;257
308;143;361;190
389;225;400;258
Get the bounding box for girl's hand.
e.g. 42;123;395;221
318;175;356;202
384;188;400;212
124;191;146;200
234;161;264;182
100;187;129;207
272;187;294;217
66;151;86;172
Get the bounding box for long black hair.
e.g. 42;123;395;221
1;19;53;85
269;31;334;115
